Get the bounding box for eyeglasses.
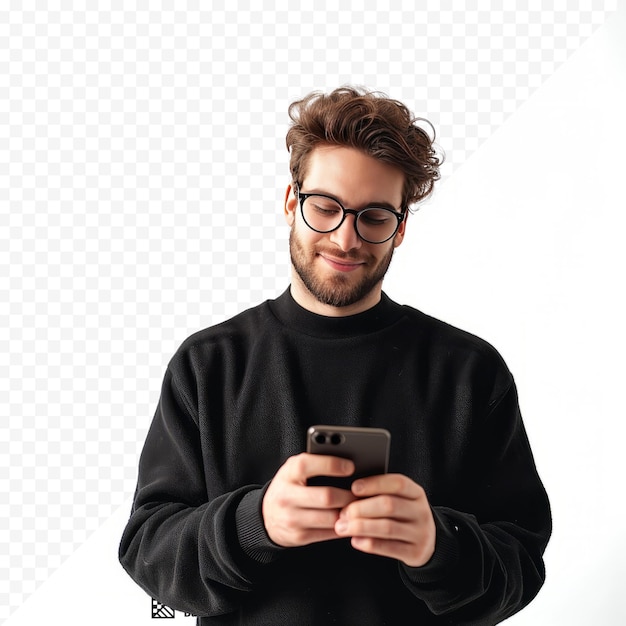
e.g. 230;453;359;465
296;186;405;244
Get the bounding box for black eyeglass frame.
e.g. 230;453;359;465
295;185;406;244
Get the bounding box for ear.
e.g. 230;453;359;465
393;212;408;248
284;183;297;226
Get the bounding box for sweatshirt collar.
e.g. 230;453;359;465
268;287;403;339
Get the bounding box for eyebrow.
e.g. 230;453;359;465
301;188;402;213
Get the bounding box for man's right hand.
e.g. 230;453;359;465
262;453;357;547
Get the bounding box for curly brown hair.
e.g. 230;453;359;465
286;86;443;211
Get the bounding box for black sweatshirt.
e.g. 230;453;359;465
119;288;551;625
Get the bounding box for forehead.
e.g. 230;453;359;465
303;145;404;207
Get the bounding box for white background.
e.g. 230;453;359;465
2;2;625;624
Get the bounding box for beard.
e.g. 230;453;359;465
289;225;395;308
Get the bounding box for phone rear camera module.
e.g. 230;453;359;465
330;433;343;445
314;432;327;444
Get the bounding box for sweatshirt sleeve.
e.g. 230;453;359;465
118;367;284;618
399;380;552;624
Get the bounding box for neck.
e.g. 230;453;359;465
289;271;383;317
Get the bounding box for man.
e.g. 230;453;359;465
119;87;551;624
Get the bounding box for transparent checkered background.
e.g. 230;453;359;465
0;1;618;621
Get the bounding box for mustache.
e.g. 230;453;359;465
315;247;371;262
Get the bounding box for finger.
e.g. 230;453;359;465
263;486;353;547
267;518;344;548
282;505;345;531
288;484;358;510
350;536;434;567
341;494;421;522
335;516;421;543
285;453;355;483
351;473;424;499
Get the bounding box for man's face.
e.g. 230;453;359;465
284;145;407;315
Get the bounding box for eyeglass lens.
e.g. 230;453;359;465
301;195;399;243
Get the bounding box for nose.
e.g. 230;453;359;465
329;214;362;251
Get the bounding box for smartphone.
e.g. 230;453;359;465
306;425;391;489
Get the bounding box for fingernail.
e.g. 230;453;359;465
352;480;364;494
336;519;348;533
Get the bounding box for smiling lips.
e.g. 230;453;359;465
318;253;366;272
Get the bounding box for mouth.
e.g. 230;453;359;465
318;253;366;273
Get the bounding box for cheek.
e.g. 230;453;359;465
293;218;325;248
381;244;395;263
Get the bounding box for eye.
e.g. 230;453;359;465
359;209;393;226
307;197;342;216
314;204;340;215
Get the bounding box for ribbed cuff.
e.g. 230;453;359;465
235;484;285;566
399;506;461;585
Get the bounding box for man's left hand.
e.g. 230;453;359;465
334;474;436;568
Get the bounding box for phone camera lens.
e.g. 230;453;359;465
314;433;326;444
330;433;342;445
